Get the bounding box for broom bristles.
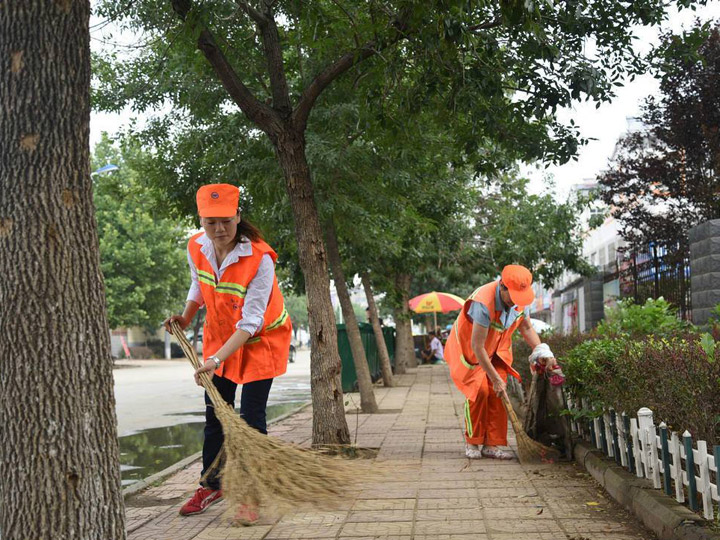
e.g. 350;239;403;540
501;392;560;464
170;321;376;512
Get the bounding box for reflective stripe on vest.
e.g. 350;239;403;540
215;281;248;299
197;269;216;288
454;321;478;371
246;306;289;344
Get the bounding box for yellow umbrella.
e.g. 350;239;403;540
408;291;465;331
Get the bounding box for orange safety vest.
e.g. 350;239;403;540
188;232;292;385
445;281;525;400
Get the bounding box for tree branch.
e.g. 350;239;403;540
328;0;362;48
234;0;266;25
292;35;402;131
468;18;502;32
171;0;281;135
256;0;292;115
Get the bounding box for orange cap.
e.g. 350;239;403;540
501;264;535;306
196;183;239;218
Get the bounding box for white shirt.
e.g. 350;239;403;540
186;233;274;335
430;336;444;359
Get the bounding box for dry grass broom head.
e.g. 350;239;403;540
170;321;380;513
501;392;560;465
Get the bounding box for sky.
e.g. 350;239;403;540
90;3;720;191
522;3;720;197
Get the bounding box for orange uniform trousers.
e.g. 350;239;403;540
464;356;509;446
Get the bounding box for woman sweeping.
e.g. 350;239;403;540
164;183;292;523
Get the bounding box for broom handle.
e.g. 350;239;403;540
170;320;224;403
500;390;525;434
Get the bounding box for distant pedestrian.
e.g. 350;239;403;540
428;330;444;364
444;265;556;460
164;183;292;524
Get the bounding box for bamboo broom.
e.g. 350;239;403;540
500;390;560;464
170;321;371;512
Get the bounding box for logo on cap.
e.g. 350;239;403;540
211;191;219;199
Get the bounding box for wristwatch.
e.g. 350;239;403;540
208;355;222;369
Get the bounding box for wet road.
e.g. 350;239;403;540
113;348;311;437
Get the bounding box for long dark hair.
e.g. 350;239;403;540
234;215;263;243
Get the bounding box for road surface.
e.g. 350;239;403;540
113;348;311;436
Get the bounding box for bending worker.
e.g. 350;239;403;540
164;183;292;523
444;265;555;460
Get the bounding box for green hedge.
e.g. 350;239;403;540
515;299;720;445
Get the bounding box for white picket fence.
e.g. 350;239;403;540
566;397;720;521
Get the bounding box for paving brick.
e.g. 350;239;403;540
413;520;486;535
346;510;415;522
340;521;413;536
415;507;482;521
416;498;481;510
418;488;476;499
352;499;415;511
264;523;342;539
558;518;630;534
413;536;488;540
337;536;411;540
486;519;563;534
275;511;347;525
194;526;272;539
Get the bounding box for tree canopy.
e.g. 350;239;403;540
90;0;707;444
598;22;720;254
93;135;188;330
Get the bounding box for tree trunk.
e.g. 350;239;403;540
401;273;418;368
392;306;408;375
274;129;350;446
392;273;414;374
0;2;126;538
361;273;395;387
324;223;379;413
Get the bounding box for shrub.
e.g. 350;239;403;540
564;332;719;445
596;297;688;337
513;331;588;392
562;337;627;408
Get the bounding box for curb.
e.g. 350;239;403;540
122;401;312;499
574;441;720;540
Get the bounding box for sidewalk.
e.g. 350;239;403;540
126;365;655;540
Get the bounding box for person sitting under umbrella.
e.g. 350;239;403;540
428;330;445;364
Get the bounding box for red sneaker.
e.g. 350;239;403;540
179;487;223;516
233;503;260;526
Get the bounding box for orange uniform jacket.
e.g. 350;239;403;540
445;281;527;445
188;233;292;385
445;281;525;400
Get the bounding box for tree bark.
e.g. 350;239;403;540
402;273;418;368
275;129;350;446
0;2;126;538
325;223;379;413
392;306;408;375
360;273;395;387
392;273;414;374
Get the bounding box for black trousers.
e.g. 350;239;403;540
201;375;273;489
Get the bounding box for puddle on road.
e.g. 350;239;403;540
120;401;307;486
